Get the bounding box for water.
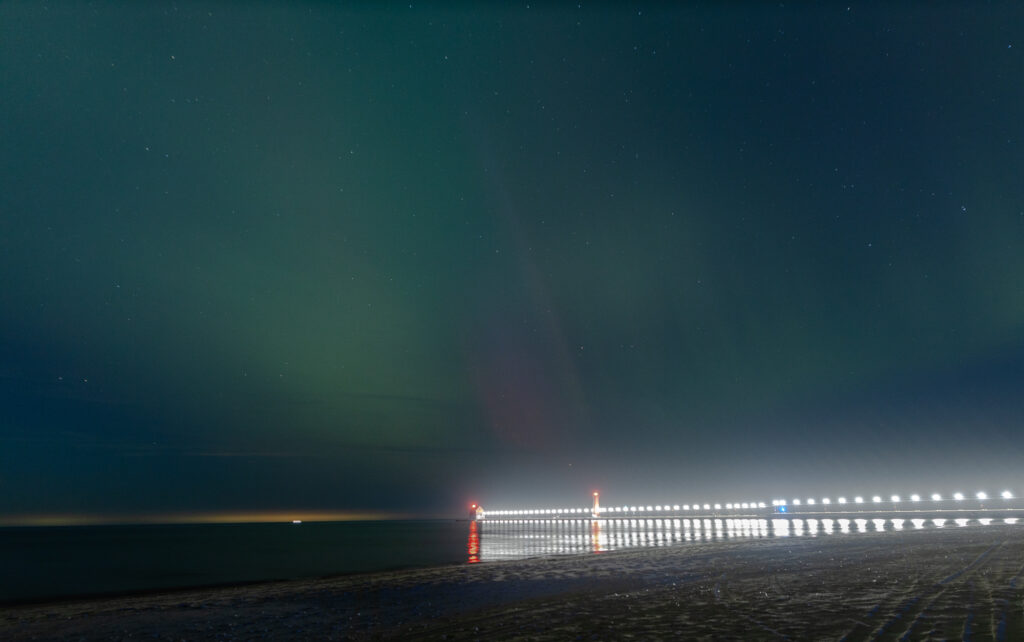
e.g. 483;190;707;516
3;516;1017;603
0;520;469;603
474;515;1022;560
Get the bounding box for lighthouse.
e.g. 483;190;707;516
592;491;601;518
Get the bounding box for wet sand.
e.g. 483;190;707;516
3;524;1023;640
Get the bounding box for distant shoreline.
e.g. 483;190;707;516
3;524;1023;639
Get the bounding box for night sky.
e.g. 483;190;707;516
2;3;1023;523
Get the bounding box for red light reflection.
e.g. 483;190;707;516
591;519;603;553
467;520;480;563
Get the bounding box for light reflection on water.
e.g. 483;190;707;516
472;516;1020;562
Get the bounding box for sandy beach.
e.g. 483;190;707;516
3;524;1023;640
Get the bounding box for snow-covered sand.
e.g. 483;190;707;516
3;523;1023;640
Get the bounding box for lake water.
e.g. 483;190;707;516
2;515;1017;603
0;520;469;603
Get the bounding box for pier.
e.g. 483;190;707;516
474;488;1024;523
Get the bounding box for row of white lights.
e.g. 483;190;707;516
486;502;767;516
482;517;1020;527
771;490;1014;506
485;490;1016;517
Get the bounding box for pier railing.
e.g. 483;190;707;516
476;489;1024;521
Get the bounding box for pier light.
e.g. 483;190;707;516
771;500;779;506
714;504;722;510
673;504;680;510
891;495;900;503
953;492;964;501
854;496;864;503
742;503;749;509
703;504;710;510
910;494;920;502
683;504;690;510
793;499;801;506
976;491;988;500
931;493;942;501
630;506;637;512
838;497;846;504
1002;490;1013;499
872;496;882;503
822;498;831;505
656;505;664;511
807;498;816;505
646;506;654;511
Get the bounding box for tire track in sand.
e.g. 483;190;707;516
839;541;1003;641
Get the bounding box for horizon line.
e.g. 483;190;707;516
0;510;430;527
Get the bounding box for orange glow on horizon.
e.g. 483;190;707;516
0;510;413;527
